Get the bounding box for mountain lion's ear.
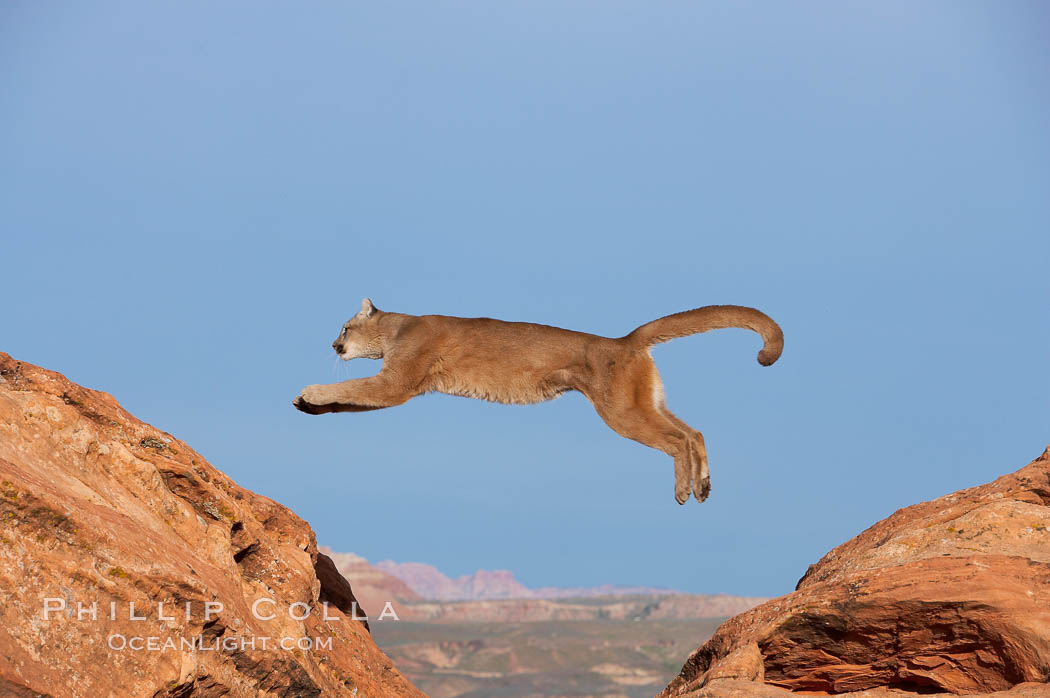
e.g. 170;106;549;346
360;298;377;317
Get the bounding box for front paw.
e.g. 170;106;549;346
293;387;327;415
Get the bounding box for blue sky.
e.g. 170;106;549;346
2;1;1048;596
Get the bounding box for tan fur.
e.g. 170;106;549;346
295;298;783;504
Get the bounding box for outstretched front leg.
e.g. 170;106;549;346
294;372;415;414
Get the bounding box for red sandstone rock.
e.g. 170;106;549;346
0;353;424;697
659;447;1050;697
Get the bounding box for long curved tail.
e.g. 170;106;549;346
626;305;784;366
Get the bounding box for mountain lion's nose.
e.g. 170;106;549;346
333;342;344;353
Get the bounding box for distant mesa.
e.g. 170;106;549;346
321;549;422;619
329;554;688;602
322;550;770;623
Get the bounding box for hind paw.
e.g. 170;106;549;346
693;475;711;502
691;448;710;503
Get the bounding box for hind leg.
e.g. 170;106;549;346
596;403;694;504
637;358;711;502
586;359;696;504
663;411;709;502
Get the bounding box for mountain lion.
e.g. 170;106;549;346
294;299;783;504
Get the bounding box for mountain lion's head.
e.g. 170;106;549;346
332;298;384;360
